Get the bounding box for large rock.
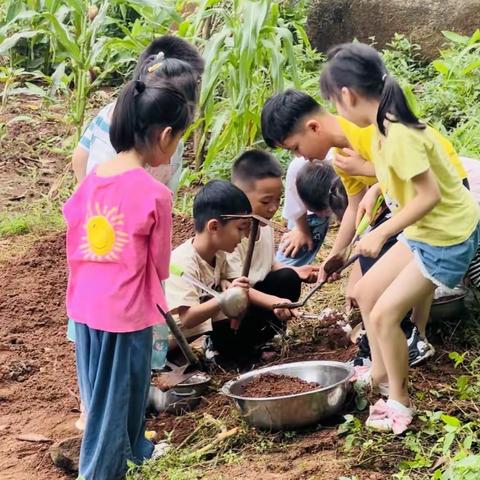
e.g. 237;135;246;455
307;0;480;59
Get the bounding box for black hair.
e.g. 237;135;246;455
296;161;336;212
193;180;252;232
328;177;348;221
133;35;205;79
296;161;348;220
231;149;283;186
261;90;323;148
320;43;425;136
110;73;196;153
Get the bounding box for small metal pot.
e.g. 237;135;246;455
221;360;353;431
430;287;467;323
174;373;211;396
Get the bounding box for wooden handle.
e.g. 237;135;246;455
241;218;259;278
156;305;199;366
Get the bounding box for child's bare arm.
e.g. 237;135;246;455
72;146;88;183
248;288;294;321
177;298;221;330
334;148;376;177
356;170;440;258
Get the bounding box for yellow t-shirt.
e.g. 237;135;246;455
371;123;478;246
334;117;467;197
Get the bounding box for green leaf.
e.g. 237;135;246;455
441;414;461;427
0;31;40;54
43;12;82;63
442;31;470;45
432;60;449;76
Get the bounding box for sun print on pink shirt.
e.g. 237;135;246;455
80;202;129;261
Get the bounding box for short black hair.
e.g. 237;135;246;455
231;149;283;186
193;180;252;232
261;90;323;148
133;35;205;80
296;161;336;212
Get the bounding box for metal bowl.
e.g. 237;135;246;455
174;373;211;396
430;286;467;323
221;360;353;431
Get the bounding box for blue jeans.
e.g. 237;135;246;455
276;214;330;267
75;322;154;480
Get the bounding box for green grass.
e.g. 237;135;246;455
0;198;65;237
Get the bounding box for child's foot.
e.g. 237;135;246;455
351;365;389;397
365;399;413;434
74;404;87;431
408;327;435;366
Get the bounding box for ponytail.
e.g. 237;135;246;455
377;75;425;136
110;76;195;153
109;80;141;153
320;43;425;136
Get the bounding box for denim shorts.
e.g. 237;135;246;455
400;223;480;289
276;214;330;267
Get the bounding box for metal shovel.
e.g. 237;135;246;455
170;265;249;318
155;305;201;390
273;253;361;309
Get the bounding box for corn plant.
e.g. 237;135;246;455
187;0;322;174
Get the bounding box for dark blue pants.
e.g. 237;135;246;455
75;323;154;480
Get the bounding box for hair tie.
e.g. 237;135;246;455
135;80;146;94
148;51;165;73
382;73;388;82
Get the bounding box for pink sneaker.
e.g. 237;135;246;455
365;398;413;434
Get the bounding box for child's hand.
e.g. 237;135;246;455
334;148;371;176
294;265;320;283
230;276;250;291
279;228;314;258
355;228;387;258
318;259;341;283
273;297;295;322
220;279;231;292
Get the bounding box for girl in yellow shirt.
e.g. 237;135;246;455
320;42;480;434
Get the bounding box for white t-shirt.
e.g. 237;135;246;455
78;101;184;193
283;151;335;227
226;225;275;285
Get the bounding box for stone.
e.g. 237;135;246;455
49;435;81;473
307;0;480;59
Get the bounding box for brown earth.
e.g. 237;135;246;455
0;225;473;479
241;373;321;398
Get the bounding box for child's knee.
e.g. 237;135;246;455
352;278;375;313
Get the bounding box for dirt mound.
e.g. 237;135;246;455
0;232;77;480
172;214;194;247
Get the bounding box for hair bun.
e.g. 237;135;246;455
135;80;146;93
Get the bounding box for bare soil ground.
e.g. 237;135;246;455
0;95;476;480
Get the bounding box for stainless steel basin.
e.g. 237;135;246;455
221;360;353;430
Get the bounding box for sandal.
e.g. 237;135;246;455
351;365;389;397
365;398;413;434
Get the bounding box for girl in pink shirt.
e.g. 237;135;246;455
63;60;197;479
